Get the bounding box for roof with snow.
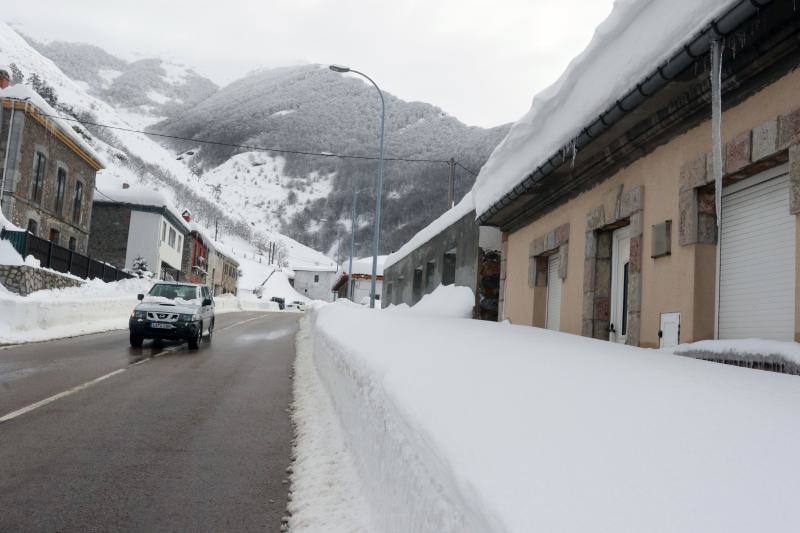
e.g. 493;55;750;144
384;192;475;271
0;84;105;169
93;183;190;233
332;255;387;290
188;221;240;266
472;0;749;219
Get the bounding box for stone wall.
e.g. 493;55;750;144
0;264;83;296
86;203;132;269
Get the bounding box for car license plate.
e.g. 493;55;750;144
151;322;174;329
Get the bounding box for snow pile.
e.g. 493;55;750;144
391;284;474;318
287;313;376;532
301;304;800;532
472;0;740;216
341;255;388;276
673;338;800;368
0;277;153;344
384;193;474;270
0;239;24;266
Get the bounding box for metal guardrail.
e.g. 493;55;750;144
0;228;133;282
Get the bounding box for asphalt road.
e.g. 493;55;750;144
0;311;300;532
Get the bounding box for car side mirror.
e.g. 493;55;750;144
137;294;144;300
202;298;212;306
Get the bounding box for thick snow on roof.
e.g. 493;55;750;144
383;192;474;271
94;178;190;232
0;84;105;167
343;255;388;276
472;0;739;217
674;338;800;366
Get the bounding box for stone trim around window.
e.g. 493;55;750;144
582;185;644;346
679;107;800;246
527;223;570;289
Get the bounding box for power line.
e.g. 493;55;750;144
454;161;478;176
40;111;462;166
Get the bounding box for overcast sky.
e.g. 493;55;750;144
6;0;613;128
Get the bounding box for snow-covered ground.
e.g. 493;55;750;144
0;277;153;345
295;294;800;532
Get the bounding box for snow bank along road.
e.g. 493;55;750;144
0;311;298;532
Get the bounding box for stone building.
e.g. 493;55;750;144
473;0;800;347
0;83;104;254
381;192;502;320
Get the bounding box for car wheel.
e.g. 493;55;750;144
130;334;144;348
188;327;202;350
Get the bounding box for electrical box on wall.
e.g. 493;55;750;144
659;312;680;348
651;220;672;258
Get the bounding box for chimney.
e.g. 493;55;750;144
0;68;10;90
182;209;192;222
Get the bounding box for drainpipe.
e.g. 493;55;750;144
0;101;15;213
710;39;724;339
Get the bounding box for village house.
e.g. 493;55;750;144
381;192;502;320
332;256;386;304
473;0;800;347
87;185;188;280
179;211;240;294
0;72;104;254
293;263;338;301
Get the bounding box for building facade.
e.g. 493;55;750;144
0;85;104;254
332;256;386;304
88;198;188;279
181;229;209;285
381;204;502;320
477;1;800;347
293;267;338;301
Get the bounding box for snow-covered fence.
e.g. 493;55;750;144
673;339;800;376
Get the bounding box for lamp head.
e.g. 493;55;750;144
329;64;350;73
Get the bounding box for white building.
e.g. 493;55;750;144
332;256;387;304
88;186;190;279
293;264;339;301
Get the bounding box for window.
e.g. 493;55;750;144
48;228;60;244
314;274;319;283
68;237;76;251
31;152;46;204
425;260;436;292
413;267;423;303
161;222;167;241
442;250;456;285
54;168;67;214
168;227;176;248
72;181;83;224
27;219;38;236
177;235;182;251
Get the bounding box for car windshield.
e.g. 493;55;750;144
148;284;198;301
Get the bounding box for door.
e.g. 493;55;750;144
719;166;795;340
609;226;631;343
545;254;561;330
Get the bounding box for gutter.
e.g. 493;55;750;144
477;0;771;225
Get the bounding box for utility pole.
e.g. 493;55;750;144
214;219;218;241
447;157;455;209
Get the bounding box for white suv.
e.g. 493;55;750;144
129;282;215;350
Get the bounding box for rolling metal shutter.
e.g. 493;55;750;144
546;254;561;331
719;168;795;340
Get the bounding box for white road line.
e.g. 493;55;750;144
0;313;270;424
0;368;126;424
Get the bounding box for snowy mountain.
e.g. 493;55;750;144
0;21;334;274
155;65;510;254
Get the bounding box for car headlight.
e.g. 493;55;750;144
131;310;146;319
179;313;199;321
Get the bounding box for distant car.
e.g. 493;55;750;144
286;300;306;312
270;296;285;310
129;282;215;350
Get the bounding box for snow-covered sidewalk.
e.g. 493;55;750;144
293;291;800;532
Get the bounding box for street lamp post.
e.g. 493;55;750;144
347;177;357;300
330;65;385;309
